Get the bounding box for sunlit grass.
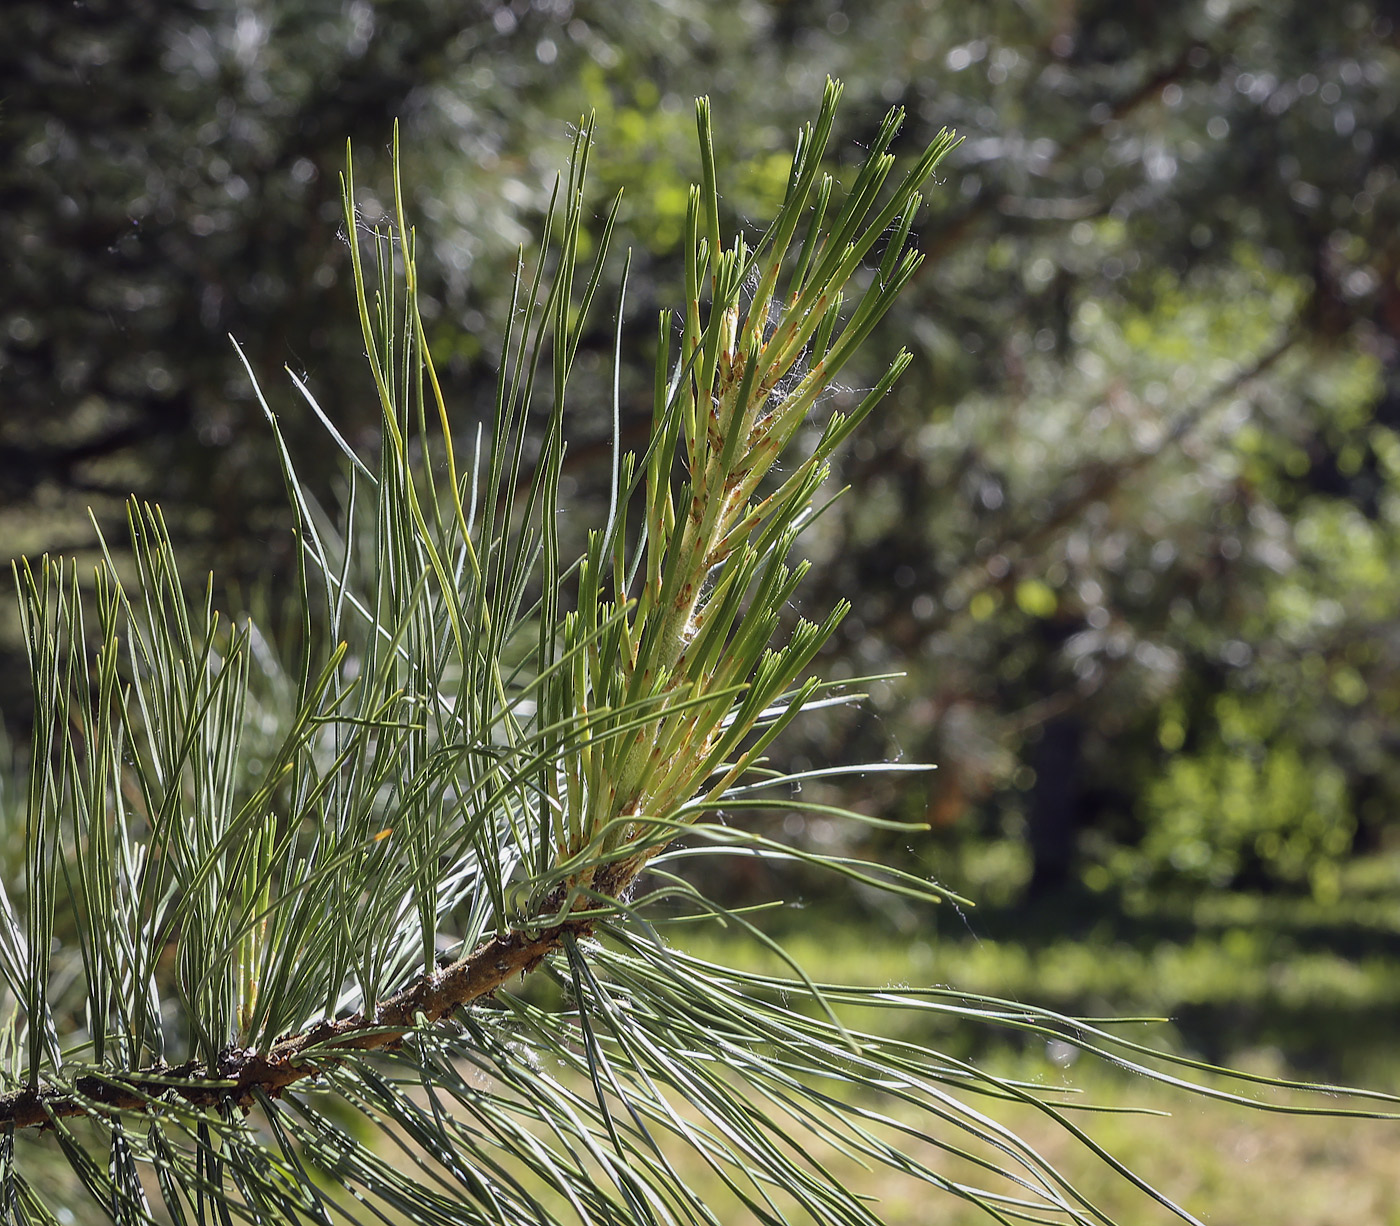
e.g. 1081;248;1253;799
676;852;1400;1084
649;899;1400;1224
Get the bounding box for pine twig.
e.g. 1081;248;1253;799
0;904;598;1130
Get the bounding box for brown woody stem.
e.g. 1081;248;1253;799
0;913;595;1131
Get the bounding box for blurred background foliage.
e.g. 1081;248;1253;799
3;0;1400;1082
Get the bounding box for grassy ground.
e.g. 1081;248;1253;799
617;1060;1400;1226
657;846;1400;1223
657;935;1400;1224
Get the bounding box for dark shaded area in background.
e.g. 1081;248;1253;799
3;0;1398;915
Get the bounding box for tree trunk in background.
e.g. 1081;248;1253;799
1026;715;1083;901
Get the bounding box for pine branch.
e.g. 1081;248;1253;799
0;830;662;1133
0;901;597;1130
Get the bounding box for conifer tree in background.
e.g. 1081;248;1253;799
2;83;1394;1226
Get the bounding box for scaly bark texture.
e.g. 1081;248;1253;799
0;911;595;1130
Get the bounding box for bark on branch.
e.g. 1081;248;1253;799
0;914;595;1131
